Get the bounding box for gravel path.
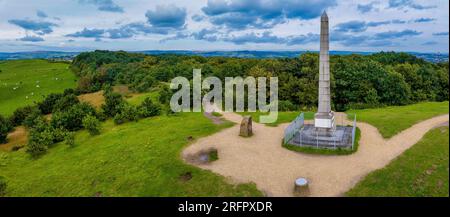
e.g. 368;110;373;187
183;111;449;197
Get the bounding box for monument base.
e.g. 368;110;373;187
288;124;353;149
314;112;335;130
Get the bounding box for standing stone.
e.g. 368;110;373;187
239;116;253;137
314;11;335;130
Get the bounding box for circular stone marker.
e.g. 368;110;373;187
295;178;308;186
294;177;310;197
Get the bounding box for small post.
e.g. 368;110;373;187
294;178;310;197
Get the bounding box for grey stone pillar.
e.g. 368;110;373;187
315;11;335;130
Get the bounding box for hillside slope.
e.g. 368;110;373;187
0;60;77;116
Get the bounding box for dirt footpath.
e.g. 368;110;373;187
183;112;449;197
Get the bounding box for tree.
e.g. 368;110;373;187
138;97;161;118
82;115;101;135
51;103;96;131
158;85;171;105
69;50;449;111
102;92;124;117
26;129;52;157
113;103;138;125
0;115;11;144
9;106;40;127
53;94;80;112
23;110;45;129
26;123;66;157
38;93;63;114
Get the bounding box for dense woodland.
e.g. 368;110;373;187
71;50;449;111
0;50;448;156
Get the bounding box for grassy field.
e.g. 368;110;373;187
238;111;314;126
348;101;449;138
347;126;449;197
0;112;262;196
0;60;77;116
126;91;159;105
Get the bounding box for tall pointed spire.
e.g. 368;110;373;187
321;10;328;20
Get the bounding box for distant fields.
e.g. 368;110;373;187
347;126;449;197
0;60;76;116
348;101;449;138
0;112;262;196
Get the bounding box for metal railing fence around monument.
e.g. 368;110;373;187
285;113;357;150
351;114;357;150
283;113;304;144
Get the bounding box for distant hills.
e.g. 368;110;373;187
0;50;448;63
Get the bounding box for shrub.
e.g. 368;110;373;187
133;75;155;92
158;85;171;105
113;103;138;125
102;92;124;117
26;129;51;157
25;115;48;132
52;127;67;142
26;126;66;157
0;176;6;196
0;115;11;144
38;93;63;114
138;97;161;118
53;94;80;112
65;132;75;147
96;109;108;122
122;104;139;121
63;88;77;96
26;140;48;157
11;145;24;151
278;100;297;111
82;115;101;135
22;109;45;129
9;106;41;127
51;103;96;131
113;113;126;125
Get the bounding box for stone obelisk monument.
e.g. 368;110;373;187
314;11;335;131
287;11;354;149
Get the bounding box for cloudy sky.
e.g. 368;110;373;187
0;0;448;53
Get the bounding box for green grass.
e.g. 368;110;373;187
0;112;262;196
346;126;449;197
0;60;77;116
212;112;222;117
283;128;361;155
238;111;314;127
126;91;159;105
347;101;449;138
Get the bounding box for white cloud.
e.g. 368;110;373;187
0;0;448;52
